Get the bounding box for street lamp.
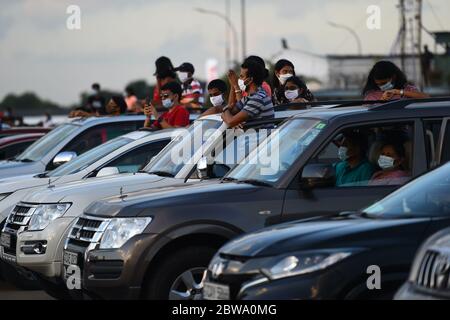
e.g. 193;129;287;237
328;21;363;55
194;7;239;69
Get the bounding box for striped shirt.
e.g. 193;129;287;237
181;79;205;104
236;87;274;120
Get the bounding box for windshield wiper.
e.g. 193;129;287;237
14;158;33;163
237;179;273;188
222;177;238;182
146;171;175;178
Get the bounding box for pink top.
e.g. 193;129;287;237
243;81;272;98
364;84;419;101
369;170;410;186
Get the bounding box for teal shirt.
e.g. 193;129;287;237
335;159;375;187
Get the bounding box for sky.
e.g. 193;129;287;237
0;0;449;106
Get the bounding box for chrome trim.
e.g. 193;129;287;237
238;277;270;298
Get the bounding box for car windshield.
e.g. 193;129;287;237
47;136;133;177
226;118;325;184
363;163;450;219
14;124;79;162
142;119;222;177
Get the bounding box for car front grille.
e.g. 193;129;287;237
67;216;111;248
3;204;37;233
415;250;450;291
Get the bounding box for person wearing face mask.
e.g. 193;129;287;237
152;56;177;108
363;61;429;101
369;141;410;186
174;62;205;109
272;59;295;106
283;76;316;106
200;79;228;117
335;131;375;187
143;81;189;130
222;60;274;128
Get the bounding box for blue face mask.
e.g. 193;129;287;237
338;146;349;161
379;81;394;91
162;98;174;109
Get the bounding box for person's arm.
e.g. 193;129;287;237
382;88;429;101
221;109;249;128
143;102;159;128
199;105;224;118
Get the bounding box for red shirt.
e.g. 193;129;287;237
153;105;190;128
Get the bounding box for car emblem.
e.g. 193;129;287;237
211;261;226;279
435;254;450;290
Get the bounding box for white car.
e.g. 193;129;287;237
0;116;147;179
0;129;176;224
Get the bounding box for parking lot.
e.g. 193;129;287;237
0;280;53;300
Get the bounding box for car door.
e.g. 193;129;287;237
281;119;425;221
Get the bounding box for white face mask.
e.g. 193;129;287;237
210;94;224;107
338;146;349;161
378;155;395;170
284;89;299;101
238;79;247;92
278;73;294;85
162;98;174;109
379;81;394;91
178;72;190;83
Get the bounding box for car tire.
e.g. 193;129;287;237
0;261;40;290
143;246;216;300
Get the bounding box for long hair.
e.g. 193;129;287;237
284;76;315;102
362;61;408;96
272;59;295;89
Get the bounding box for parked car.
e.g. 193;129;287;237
395;227;450;300
0;133;45;160
0;129;175;288
61;98;450;300
0;127;51;139
0;116;147;179
203;161;450;300
0;110;298;298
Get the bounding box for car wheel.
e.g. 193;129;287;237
143;246;216;300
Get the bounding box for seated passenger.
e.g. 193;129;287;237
369;142;410;186
335;132;375;187
200;79;228;117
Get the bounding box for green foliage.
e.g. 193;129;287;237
0;92;67;116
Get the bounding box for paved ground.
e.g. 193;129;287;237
0;280;53;300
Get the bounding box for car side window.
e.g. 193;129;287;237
306;122;415;188
106;139;170;174
423;120;442;169
0;141;34;160
62;122;138;156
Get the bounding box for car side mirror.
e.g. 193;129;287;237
52;151;77;167
97;167;120;178
197;156;212;180
300;164;335;189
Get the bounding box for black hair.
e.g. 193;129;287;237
111;96;127;114
362;61;408;96
207;79;228;93
161;81;183;98
273;59;295;89
92;83;101;90
245;55;269;79
125;87;135;95
284;76;316;102
241;60;265;86
343;131;369;157
157;69;177;80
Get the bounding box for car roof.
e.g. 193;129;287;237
67;115;147;126
121;128;182;142
0;133;45;145
291;99;450;122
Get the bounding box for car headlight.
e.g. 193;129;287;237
99;217;152;249
28;203;71;231
0;193;12;202
261;251;353;280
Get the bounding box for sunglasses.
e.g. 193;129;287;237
160;94;171;99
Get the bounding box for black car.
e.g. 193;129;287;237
395;227;450;300
65;98;450;300
203;162;450;300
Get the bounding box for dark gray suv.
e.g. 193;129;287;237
64;98;450;300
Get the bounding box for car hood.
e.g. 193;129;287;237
0;174;52;193
85;180;258;218
21;173;166;203
0;160;37;175
219;216;431;258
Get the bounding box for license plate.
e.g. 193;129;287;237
63;251;78;266
0;233;11;249
203;281;230;300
